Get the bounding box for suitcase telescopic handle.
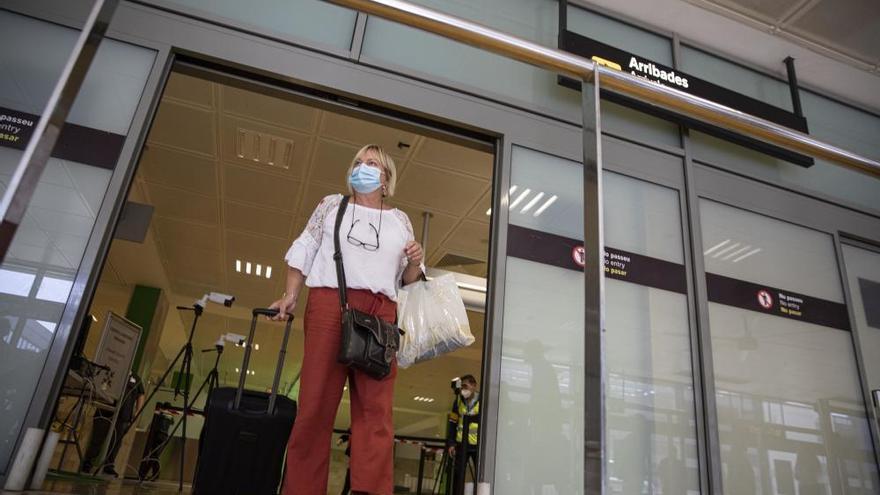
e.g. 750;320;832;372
233;308;294;413
253;308;287;318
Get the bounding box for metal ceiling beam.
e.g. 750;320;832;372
327;0;880;178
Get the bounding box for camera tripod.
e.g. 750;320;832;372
432;445;476;495
135;341;224;483
438;390;479;495
123;304;206;492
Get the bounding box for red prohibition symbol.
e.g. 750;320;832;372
572;246;586;268
757;290;773;309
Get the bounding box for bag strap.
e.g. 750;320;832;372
333;195;350;310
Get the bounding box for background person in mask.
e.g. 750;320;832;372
447;375;480;494
269;144;425;495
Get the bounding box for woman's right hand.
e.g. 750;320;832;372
268;294;297;321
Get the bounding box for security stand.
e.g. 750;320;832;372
55;379;92;471
432;449;453;495
192;343;224;412
122;304;204;492
452;413;480;495
131;343;224;482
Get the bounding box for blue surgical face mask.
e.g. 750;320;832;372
349;163;383;194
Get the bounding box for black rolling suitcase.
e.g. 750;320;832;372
193;308;297;495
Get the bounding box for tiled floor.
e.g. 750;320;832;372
2;479;190;495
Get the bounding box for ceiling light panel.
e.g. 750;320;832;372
501;185;559;217
236;259;273;279
520;192;545;214
235;127;294;169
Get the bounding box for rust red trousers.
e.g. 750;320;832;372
282;287;397;495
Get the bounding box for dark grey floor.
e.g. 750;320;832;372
2;479;190;495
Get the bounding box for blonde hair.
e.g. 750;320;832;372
345;144;397;197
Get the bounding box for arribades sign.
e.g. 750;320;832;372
559;30;814;167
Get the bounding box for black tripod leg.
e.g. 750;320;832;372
453;442;472;495
417;447;426;495
432;453;446;495
468;454;477;495
176;307;204;492
122;344;187;440
179;343;192;492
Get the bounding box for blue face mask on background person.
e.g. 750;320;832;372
349;163;383;194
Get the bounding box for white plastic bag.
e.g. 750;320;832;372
397;274;474;368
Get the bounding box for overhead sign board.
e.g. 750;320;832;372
559;31;814;167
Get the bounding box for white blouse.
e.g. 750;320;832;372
284;194;423;302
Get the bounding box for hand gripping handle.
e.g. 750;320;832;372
253;308;293;320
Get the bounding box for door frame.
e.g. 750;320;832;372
2;1;584;487
0;6;172;484
836;236;880;471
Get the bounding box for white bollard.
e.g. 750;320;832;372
30;430;61;489
4;427;46;491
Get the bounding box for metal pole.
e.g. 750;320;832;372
417;446;426;495
582;65;605;495
0;0;120;262
783;57;804;118
421;211;432;251
325;0;880;177
177;307;201;492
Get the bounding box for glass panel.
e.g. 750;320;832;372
362;15;580;120
700;200;843;303
691;131;880;213
0;12;156;473
144;0;357;51
568;7;673;66
603;101;681;149
801;91;880;162
361;2;680;147
679;46;793;112
687;64;880;213
603;173;700;495
496;147;585;495
0;11;78;116
496;146;700;494
701;199;879;495
841;244;880;395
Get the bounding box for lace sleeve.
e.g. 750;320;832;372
395;209;426;289
284;194;342;276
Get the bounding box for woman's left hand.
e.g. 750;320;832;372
404;241;424;267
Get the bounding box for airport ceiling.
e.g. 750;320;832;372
688;0;879;68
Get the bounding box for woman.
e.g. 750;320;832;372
269;144;425;495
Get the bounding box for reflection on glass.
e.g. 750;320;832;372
497;257;584;495
606;283;700;495
154;0;357;51
497;146;699;494
604;173;700;495
36;276;74;304
841;244;880;394
702;200;879;495
496;147;584;494
0;269;35;297
0;13;156;473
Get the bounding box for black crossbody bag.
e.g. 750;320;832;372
333;195;403;380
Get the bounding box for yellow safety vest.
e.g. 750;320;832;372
453;395;479;446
